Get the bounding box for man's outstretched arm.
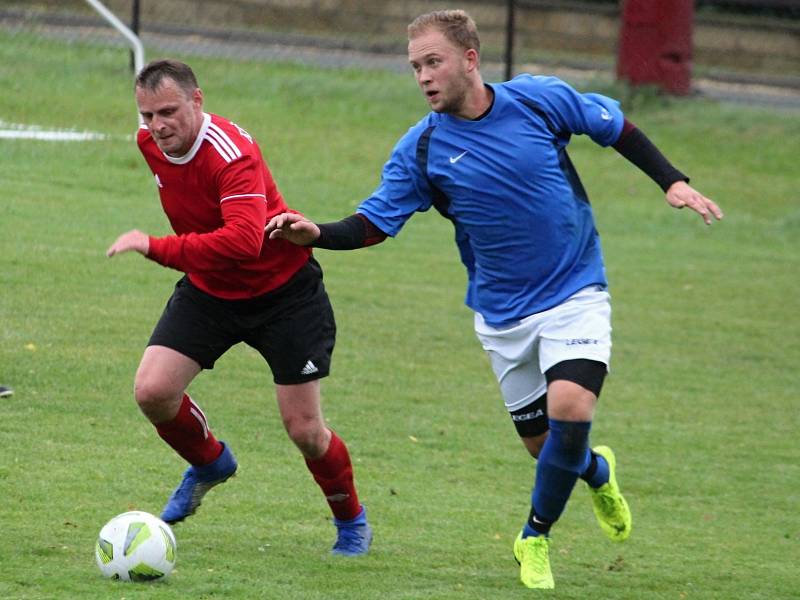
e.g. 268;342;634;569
266;213;387;249
613;119;723;225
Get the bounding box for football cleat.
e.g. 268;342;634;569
161;442;237;524
513;531;555;589
0;385;13;398
332;505;372;556
588;445;632;542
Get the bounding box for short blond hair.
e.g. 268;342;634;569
408;10;481;54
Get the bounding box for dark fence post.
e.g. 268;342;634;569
505;0;515;81
130;0;141;73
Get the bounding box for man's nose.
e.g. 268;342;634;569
418;67;432;84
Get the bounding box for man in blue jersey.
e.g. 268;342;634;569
266;9;722;590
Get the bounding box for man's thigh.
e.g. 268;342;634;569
244;259;336;385
539;286;612;374
148;277;238;370
474;312;548;413
474;285;611;433
136;345;202;394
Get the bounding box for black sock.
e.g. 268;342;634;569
527;508;553;536
580;450;599;483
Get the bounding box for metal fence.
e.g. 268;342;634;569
2;1;799;86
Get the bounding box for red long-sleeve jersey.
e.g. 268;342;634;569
138;112;310;299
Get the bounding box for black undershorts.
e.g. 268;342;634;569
509;359;607;437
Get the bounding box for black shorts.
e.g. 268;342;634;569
148;258;335;385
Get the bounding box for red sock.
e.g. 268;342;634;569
155;394;223;466
305;431;361;521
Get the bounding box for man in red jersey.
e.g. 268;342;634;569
106;59;371;556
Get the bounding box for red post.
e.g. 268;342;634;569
617;0;694;95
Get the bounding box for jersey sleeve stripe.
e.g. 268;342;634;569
208;124;243;159
220;193;267;203
206;128;238;159
205;134;235;163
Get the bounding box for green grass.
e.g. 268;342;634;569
1;31;799;599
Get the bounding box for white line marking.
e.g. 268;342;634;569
0;130;109;141
0;119;124;142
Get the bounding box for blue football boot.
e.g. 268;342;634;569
161;442;237;524
332;505;373;556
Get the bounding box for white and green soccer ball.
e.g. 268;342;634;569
95;511;177;581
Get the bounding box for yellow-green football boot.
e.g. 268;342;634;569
589;445;632;542
513;532;555;589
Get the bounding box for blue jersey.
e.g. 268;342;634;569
357;75;624;327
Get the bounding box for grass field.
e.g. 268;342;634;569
1;31;799;599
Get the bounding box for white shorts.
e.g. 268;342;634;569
474;286;612;412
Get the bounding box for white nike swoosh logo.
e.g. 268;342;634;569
449;150;468;164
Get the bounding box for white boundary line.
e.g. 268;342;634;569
0;120;130;142
0;130;109;141
1;1;146;141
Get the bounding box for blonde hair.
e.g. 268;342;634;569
408;10;481;54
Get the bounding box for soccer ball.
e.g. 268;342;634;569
95;511;177;581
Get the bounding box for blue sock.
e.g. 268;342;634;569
527;419;592;535
581;450;610;488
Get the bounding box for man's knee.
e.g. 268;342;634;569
134;346;199;421
282;414;328;458
276;380;327;457
133;373;183;422
545;419;592;472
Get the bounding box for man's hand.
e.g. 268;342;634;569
107;230;150;257
265;213;320;246
665;181;723;225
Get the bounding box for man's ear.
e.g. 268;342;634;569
465;48;480;73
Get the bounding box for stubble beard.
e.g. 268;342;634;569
433;75;470;116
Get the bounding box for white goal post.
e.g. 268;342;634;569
85;0;145;124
